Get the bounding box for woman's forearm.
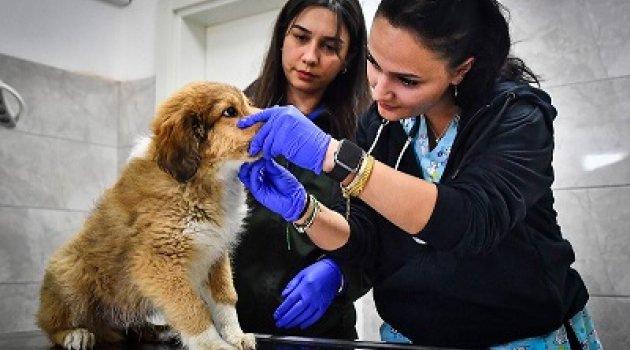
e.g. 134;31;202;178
322;138;438;235
305;203;351;251
360;160;437;234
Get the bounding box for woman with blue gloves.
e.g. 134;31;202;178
231;0;372;340
238;0;603;349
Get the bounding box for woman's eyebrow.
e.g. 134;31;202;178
290;23;311;34
368;50;420;79
290;23;345;45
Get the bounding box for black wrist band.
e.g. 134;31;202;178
328;139;365;182
328;164;352;183
297;194;311;219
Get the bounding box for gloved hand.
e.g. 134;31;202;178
238;105;332;174
238;158;307;222
274;258;343;330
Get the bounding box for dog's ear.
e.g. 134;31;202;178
153;110;207;183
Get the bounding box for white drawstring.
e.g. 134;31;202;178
395;137;412;170
366;118;417;170
367;119;389;155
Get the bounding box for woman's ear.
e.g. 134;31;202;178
452;57;475;85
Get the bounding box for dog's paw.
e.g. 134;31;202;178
191;338;234;350
211;305;255;350
62;328;95;350
223;331;256;350
184;326;236;350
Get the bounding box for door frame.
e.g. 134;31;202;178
155;0;286;102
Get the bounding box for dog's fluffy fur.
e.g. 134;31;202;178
37;81;260;350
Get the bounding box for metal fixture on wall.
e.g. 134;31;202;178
96;0;132;6
0;80;25;129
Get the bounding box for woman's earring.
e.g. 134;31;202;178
342;66;348;74
454;85;459;98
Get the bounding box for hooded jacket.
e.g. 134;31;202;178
330;81;589;348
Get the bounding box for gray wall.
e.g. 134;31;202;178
0;0;629;348
0;53;155;334
505;0;630;347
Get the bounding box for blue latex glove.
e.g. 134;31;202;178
238;106;332;174
274;258;343;329
238;158;307;222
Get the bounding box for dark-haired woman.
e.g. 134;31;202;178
231;0;372;340
238;0;603;348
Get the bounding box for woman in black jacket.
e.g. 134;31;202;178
232;0;372;340
238;0;603;349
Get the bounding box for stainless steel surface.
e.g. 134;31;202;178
0;331;469;350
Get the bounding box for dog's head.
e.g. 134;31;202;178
151;81;260;183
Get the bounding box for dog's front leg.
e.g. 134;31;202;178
206;254;256;350
137;264;234;350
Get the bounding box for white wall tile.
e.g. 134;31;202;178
548;77;630;189
588;296;630;348
0;130;117;210
0;283;40;333
586;0;630;77
0;208;85;283
118;77;156;148
504;0;608;87
556;187;630;296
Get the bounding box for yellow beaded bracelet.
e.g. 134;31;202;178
341;155;375;220
342;155;374;198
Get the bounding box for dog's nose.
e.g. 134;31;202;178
248;107;262;115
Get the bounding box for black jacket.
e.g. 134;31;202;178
330;81;589;348
233;111;371;339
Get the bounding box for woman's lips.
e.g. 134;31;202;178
297;70;315;80
377;101;396;112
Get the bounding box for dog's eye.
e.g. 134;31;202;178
222;107;238;118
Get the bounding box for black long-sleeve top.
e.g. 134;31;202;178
330;81;589;348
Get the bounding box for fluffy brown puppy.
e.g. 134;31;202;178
37;81;260;350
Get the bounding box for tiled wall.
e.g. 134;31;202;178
504;0;630;347
0;53;155;334
1;0;629;347
117;76;156;169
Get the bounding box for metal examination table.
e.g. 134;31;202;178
0;331;468;350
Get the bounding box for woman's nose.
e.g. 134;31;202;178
370;76;393;100
301;42;319;65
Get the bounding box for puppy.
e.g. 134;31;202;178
37;81;260;350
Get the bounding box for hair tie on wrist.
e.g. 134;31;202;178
292;194;320;234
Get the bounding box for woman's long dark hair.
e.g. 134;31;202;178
375;0;539;113
249;0;370;139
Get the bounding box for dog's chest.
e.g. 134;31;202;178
184;170;248;275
